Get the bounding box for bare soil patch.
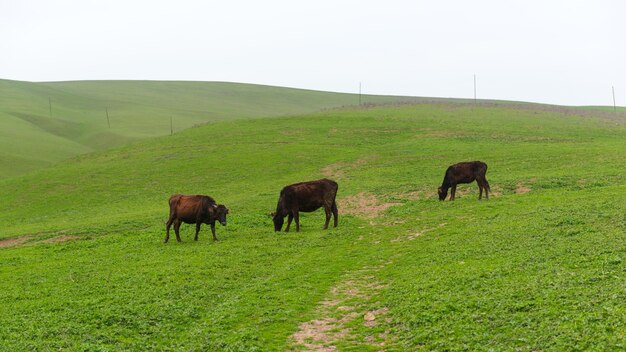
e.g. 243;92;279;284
363;308;390;328
489;185;503;197
290;262;395;351
340;192;401;219
42;234;81;243
515;183;532;194
0;236;31;248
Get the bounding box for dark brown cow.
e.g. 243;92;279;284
272;179;338;232
438;161;490;201
165;194;229;243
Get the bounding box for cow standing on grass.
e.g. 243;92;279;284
165;194;229;242
438;161;491;201
272;179;338;232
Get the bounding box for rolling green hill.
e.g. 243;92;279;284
1;79;437;178
0;102;624;350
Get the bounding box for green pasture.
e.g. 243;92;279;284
0;102;624;351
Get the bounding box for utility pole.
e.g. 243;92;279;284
106;108;110;128
359;82;362;106
613;86;617;113
170;116;173;135
473;74;477;103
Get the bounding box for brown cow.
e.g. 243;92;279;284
165;194;229;243
272;179;338;232
438;161;490;201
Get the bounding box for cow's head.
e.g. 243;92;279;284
272;211;285;232
215;204;228;226
437;187;447;201
208;204;229;226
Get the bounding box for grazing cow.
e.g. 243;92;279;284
272;178;338;232
438;161;490;201
165;194;229;243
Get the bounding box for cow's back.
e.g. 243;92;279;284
281;179;337;212
169;194;216;223
448;161;487;182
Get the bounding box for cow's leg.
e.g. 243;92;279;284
478;182;483;200
194;222;201;241
165;217;174;243
331;201;338;228
323;205;331;230
210;222;218;241
294;211;300;232
478;177;489;200
174;219;182;242
484;179;490;199
285;213;293;232
450;184;457;201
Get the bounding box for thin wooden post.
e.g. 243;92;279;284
170;116;173;135
613;86;617;112
49;97;52;117
106;108;110;128
473;75;477;103
359;82;362;106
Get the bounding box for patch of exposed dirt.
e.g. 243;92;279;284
363;307;390;328
340;192;401;219
321;164;345;179
41;234;81;243
321;157;372;180
290;262;395;351
489;185;503;197
515;183;532;194
0;236;31;248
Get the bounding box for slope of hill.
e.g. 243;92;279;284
0;102;624;350
0;79;431;178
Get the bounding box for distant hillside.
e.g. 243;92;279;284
0;79;427;178
2;79;622;178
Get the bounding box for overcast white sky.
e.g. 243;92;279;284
1;0;624;106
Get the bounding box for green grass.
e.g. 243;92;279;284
0;79;434;178
582;105;626;112
0;103;625;351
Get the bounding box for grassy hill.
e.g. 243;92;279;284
0;102;625;350
0;79;437;178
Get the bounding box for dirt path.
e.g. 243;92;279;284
290;261;395;351
0;236;31;248
340;192;401;219
0;234;82;249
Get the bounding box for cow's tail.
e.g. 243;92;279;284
167;195;180;223
332;182;339;212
